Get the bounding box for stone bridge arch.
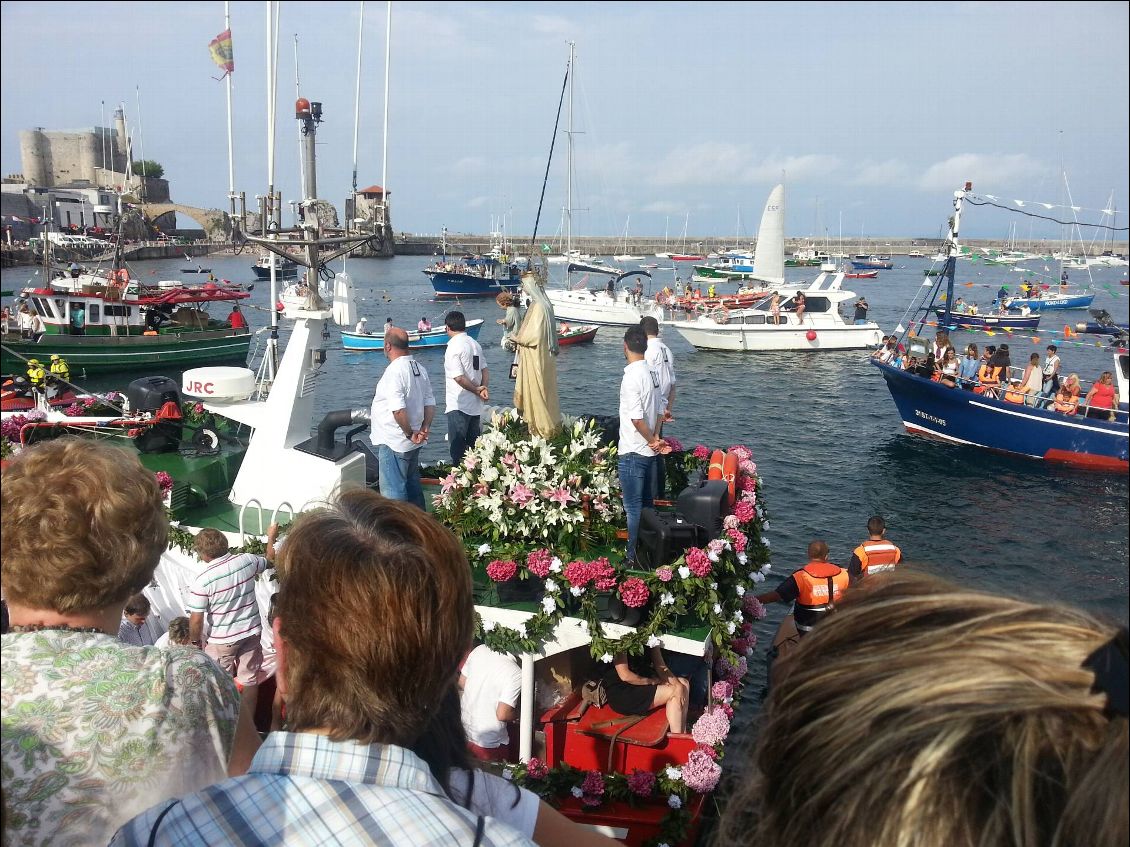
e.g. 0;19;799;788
140;203;228;238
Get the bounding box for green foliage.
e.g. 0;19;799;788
131;160;164;179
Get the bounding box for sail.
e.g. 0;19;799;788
752;184;785;285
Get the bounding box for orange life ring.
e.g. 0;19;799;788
707;449;725;482
721;452;739;505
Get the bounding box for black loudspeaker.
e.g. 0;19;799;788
675;480;729;538
596;592;647;627
637;507;705;570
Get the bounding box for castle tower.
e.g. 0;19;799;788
19;129;50;186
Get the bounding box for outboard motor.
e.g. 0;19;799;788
125;376;183;453
125;376;181;414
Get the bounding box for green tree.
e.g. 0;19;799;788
131;160;164;179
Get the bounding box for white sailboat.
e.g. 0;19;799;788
613;215;645;262
546;43;662;326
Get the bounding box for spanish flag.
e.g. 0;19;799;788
209;29;234;78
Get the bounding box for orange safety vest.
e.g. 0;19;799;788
853;539;902;577
1003;386;1026;403
792;562;849;631
978;363;1001;386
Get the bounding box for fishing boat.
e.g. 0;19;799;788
850;254;894;270
556;323;598;345
423;228;522;299
341;318;485;351
251;251;299;280
932;308;1041;331
180;266;213;274
1004;291;1096;311
1;243;253;377
667;271;883;352
844;270;879;279
874;182;1128;471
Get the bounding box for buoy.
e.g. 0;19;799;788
707;450;725;481
806;329;817;341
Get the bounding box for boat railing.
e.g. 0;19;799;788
237;498;295;544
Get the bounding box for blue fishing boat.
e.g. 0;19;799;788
932;308;1041;331
851;254;894;270
341;318;484;351
422;229;522;299
1004;291;1095;311
877;183;1128;472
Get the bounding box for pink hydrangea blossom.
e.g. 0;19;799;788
685;547;712;577
665;437;684;452
591;557;617;592
619;577;650;608
486;559;518;582
732;500;755;523
728;445;752;462
711;680;734;702
656;566;673;582
695;743;718;760
727;529;747;553
564;559;590;587
681;748;722;793
526;549;554;578
526;757;549;779
742;594;766;620
691;707;731;747
692;444;710;460
719;702;735;719
706;539;726;556
580;770;605;806
626;769;656;798
154;471;174;495
722;514;740;530
730;637;749;655
64;402;84;417
739;459;757;476
739;475;757;492
193;402;205;415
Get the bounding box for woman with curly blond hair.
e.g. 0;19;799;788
1;438;259;847
717;571;1127;847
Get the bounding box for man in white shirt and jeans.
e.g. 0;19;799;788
443;310;489;466
370;326;436;509
619;325;667;564
459;642;522;762
641;316;676;499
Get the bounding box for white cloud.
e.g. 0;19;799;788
466;196;491;208
744;154;840;184
849;159;914;187
918;154;1044;191
649;145;840;187
449;156;487;175
529;15;575;39
640;200;683;215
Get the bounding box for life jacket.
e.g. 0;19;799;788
49;359;70;381
1003;385;1026;404
853;539;902;577
27;366;46;388
978;363;1001;386
792;562;849;631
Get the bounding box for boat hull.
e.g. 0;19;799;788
341;319;484;351
1006;294;1095;311
251;264;298;280
933;310;1041;330
424;270;520;298
0;330;252;375
669;320;882;351
547;290;664;326
851;259;893;270
873;361;1128;470
557;325;598;346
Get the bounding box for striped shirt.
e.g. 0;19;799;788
110;733;535;847
185;552;269;646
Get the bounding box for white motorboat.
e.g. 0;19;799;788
667;271;883;351
547;275;664;326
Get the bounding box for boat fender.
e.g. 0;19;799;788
806;329;817;341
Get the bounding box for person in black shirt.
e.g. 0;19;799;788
853;297;869;325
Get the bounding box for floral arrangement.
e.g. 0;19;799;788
433;410;623;551
469;440;772;664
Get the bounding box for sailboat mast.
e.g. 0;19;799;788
565;40;575;257
265;0;280;377
350;1;364;207
224;1;236;216
380;1;391;238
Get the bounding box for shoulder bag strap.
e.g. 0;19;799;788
472;814;486;847
146;800;181;847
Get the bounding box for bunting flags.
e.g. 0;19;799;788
209;29;234;78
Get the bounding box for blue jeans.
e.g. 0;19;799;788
377;444;425;510
618;452;656;563
854;318;868;325
446;410;481;467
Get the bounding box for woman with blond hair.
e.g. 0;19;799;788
1054;373;1083;415
716;571;1128;847
1;438;259;847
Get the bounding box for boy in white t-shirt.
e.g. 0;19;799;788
459;643;521;761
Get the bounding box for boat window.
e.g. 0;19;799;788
741;313;766;325
87;303;100;323
54;298;66;319
104;304;131;317
31;297;49;317
1120;354;1129;383
802;297;831;313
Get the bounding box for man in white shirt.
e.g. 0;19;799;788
370;327;435;509
354;316;369;334
443;311;489;466
459;642;522;762
619;325;666;564
641;316;676;499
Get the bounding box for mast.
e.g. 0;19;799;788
134;87;147;202
380;1;392;240
265;0;280;379
939;182;970;330
565;40;575;258
224;1;236;217
350;1;364;206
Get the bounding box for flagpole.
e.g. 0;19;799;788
381;0;391;242
100;100;107;176
265;0;279;380
225;1;236;219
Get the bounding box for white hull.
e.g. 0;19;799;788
670;319;882;351
547;288;663;326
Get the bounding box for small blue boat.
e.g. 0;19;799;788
932;308;1041;331
851;254;894;270
341;318;484;351
1004;291;1095;311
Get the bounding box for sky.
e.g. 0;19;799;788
1;1;1128;244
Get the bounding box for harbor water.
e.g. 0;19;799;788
4;254;1128;703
